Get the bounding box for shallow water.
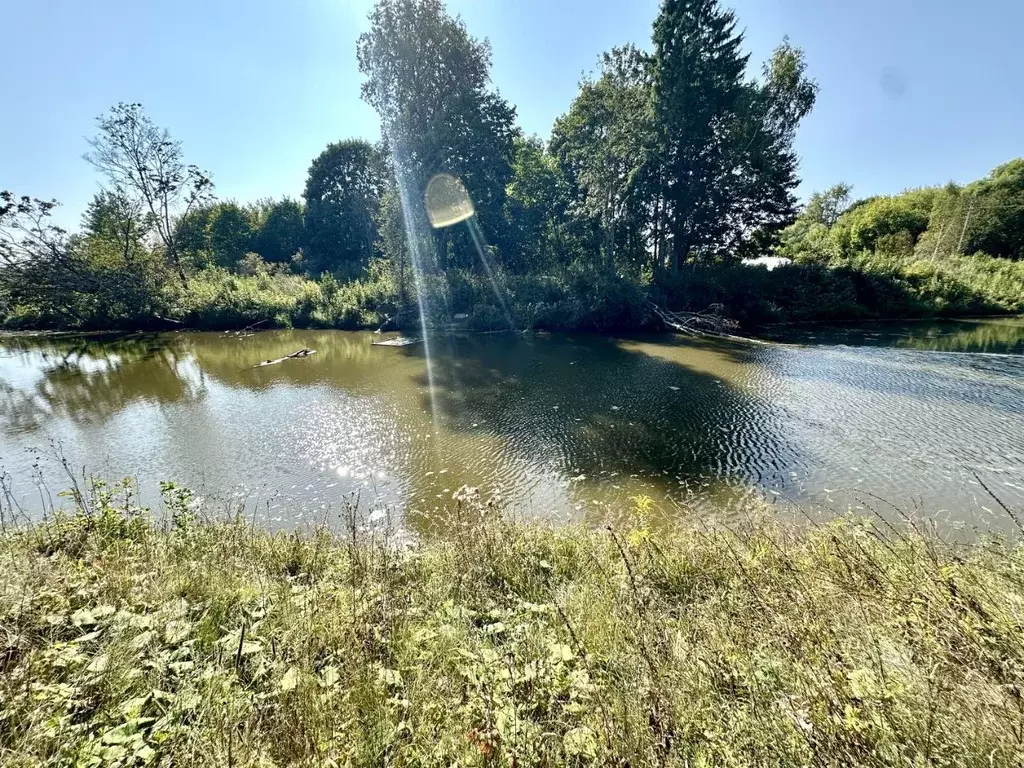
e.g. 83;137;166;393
1;317;1022;533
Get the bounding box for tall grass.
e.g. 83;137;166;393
2;480;1023;766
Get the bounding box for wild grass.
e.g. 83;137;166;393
2;481;1024;766
5;246;1021;334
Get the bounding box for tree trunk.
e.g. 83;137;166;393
434;230;446;273
652;194;663;276
169;249;188;284
671;232;685;272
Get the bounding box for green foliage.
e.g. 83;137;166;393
835;189;935;253
85;103;214;280
206;202;254;268
504;136;571;272
651;2;816;265
963;159;1024;260
553;45;655;272
357;0;518;272
302;140;384;275
774;159;1024;323
3;485;1024;765
251;197;304;264
2;6;1021;334
171;203;216;267
0;193;175;329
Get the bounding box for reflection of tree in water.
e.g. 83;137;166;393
890;318;1024;354
0;333;206;432
770;317;1024;354
400;333;804;518
1;329;811;530
188;330;387;391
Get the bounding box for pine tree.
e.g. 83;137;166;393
653;0;749;266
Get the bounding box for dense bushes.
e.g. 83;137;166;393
2;248;1021;333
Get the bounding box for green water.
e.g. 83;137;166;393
1;317;1022;532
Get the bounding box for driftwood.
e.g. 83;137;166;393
651;302;772;344
372;336;422;348
255;348;316;367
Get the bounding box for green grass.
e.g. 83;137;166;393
2;483;1024;766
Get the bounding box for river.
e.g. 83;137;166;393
1;317;1022;533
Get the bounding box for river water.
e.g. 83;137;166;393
1;317;1022;533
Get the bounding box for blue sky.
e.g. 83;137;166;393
3;0;1022;228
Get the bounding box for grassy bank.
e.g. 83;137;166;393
5;252;1023;334
2;487;1024;766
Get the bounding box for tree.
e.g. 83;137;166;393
173;202;217;264
835;189;935;254
964;159;1024;260
0;192;168;326
653;0;747;265
504;136;570;272
552;45;656;273
253;198;304;264
777;183;851;262
81;189;148;266
803;183;852;228
85;103;214;281
651;2;816;266
303;140;384;275
206;202;254;268
722;40;818;256
357;0;518;272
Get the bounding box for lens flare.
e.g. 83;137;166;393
425;174;475;228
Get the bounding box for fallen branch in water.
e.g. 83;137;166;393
650;302;772;344
230;319;269;337
254;348;316;367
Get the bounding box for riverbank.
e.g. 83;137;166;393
4;249;1023;335
2;489;1023;766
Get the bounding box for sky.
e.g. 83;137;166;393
3;0;1023;229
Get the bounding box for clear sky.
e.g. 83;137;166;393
3;0;1022;228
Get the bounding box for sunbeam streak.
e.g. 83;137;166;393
388;133;437;422
466;217;514;330
425;173;514;331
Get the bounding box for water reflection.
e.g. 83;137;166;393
0;318;1021;533
0;333;206;434
765;316;1024;353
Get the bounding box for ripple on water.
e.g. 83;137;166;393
1;329;1022;532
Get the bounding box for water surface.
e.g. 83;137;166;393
1;318;1022;533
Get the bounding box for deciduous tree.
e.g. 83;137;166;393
85;103;214;281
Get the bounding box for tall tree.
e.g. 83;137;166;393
652;2;816;266
302;140;384;275
85;103;214;281
653;0;748;265
357;0;518;272
722;40;818;257
552;45;656;273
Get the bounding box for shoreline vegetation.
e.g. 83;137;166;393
0;245;1021;336
2;482;1024;765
